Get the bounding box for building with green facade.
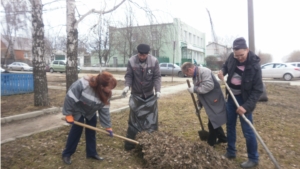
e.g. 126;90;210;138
108;18;206;67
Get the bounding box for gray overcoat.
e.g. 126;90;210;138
193;67;227;129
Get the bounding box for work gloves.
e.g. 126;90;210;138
106;128;113;137
65;115;74;124
187;86;194;94
156;92;161;99
122;86;130;97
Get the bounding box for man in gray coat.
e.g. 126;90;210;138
181;62;227;147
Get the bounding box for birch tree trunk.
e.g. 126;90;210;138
66;0;79;90
31;0;49;106
65;0;126;90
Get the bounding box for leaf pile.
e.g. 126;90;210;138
135;131;236;169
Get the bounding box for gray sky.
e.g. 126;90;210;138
40;0;300;62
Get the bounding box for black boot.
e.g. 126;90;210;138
62;156;71;165
87;155;104;161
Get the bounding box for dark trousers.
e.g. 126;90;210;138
226;95;259;162
207;120;227;146
62;115;98;157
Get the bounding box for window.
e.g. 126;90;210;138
53;61;58;64
193;35;196;44
200;38;203;47
261;64;273;69
276;64;286;68
59;61;66;65
168;64;174;68
160;63;167;67
151;31;157;41
152;50;159;56
184;31;187;42
131;33;138;42
189;33;191;43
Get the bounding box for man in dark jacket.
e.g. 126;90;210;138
218;37;263;168
122;44;161;151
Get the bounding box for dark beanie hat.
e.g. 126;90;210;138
233;37;248;50
137;44;150;53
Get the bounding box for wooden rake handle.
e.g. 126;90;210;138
223;81;280;169
186;79;205;130
61;117;139;145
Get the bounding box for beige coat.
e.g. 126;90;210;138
193;67;227;129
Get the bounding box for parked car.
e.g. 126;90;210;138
287;62;300;68
49;60;81;73
7;62;33;71
159;63;184;77
261;62;300;81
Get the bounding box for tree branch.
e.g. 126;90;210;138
74;0;126;28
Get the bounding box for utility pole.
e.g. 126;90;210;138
248;0;255;52
172;41;175;83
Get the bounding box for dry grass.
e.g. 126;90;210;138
1;83;300;169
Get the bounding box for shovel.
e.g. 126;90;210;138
61;117;139;145
186;79;209;141
223;81;280;169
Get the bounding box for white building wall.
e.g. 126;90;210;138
174;18;206;65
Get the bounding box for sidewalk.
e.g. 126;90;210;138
1;82;188;144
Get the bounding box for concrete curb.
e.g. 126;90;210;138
110;106;130;113
1;105;129;125
1;125;67;144
1;107;62;124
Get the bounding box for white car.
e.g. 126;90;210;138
261;62;300;81
7;62;33;71
1;67;5;73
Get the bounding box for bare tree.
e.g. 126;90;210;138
89;18;110;71
286;50;300;62
30;0;49;106
1;0;29;66
44;36;55;64
218;35;239;47
258;51;273;65
205;55;222;70
66;0;126;90
108;2;171;66
108;3;135;67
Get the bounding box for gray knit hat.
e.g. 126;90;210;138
233;37;248;50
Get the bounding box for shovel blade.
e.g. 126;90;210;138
198;130;209;141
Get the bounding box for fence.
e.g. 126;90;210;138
1;73;34;96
